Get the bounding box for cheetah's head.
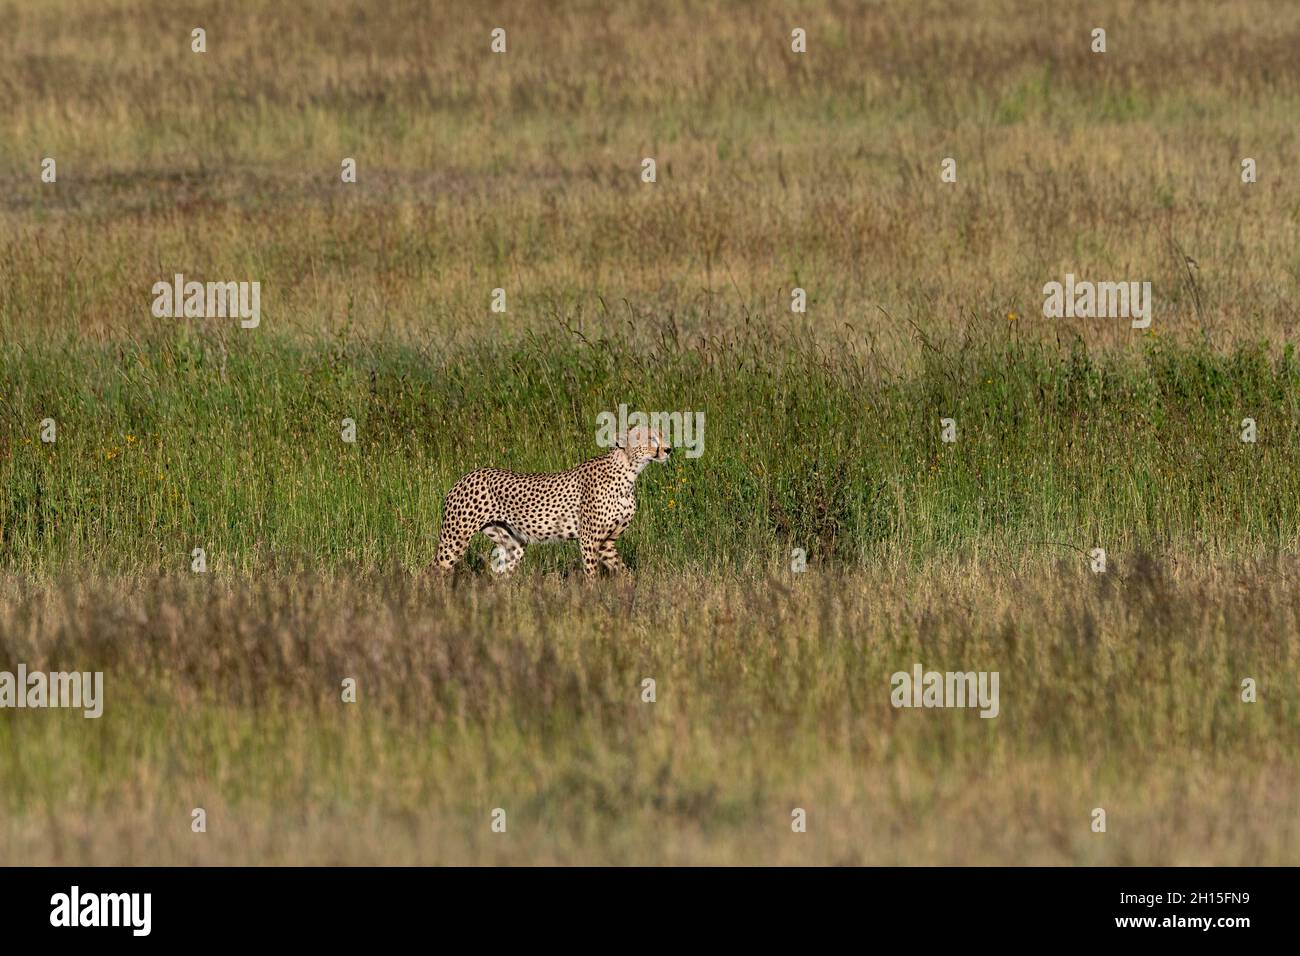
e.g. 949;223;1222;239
619;425;672;472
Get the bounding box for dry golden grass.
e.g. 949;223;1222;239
1;556;1296;865
1;0;1297;361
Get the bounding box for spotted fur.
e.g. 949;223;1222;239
436;426;671;577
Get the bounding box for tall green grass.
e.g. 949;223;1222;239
3;328;1297;575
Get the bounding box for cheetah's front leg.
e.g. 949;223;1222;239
579;506;627;578
596;535;626;573
579;536;602;578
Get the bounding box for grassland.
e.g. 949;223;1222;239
2;0;1299;353
2;0;1299;865
4;332;1300;576
2;562;1297;865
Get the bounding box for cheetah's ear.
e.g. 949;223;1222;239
623;424;648;448
615;430;628;449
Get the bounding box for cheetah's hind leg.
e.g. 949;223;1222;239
482;523;526;576
435;521;474;574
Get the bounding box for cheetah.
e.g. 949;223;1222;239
435;425;672;577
